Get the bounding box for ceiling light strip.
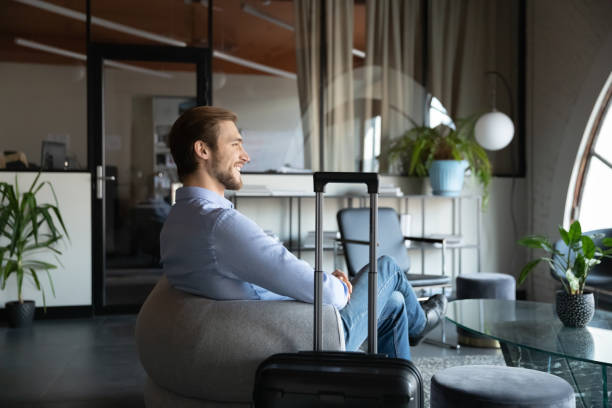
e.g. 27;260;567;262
242;3;295;32
213;50;296;80
15;38;173;79
241;2;365;59
103;60;173;79
16;37;85;61
14;0;187;47
15;0;297;78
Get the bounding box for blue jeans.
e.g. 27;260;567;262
339;255;426;360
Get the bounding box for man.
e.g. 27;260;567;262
160;106;447;360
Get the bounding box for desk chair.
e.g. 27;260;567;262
337;207;455;348
551;227;612;305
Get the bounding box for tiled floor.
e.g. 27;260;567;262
0;315;498;407
0;315;146;408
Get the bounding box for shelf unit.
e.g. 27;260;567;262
131;96;192;203
228;192;481;281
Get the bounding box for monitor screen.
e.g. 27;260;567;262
41;141;66;170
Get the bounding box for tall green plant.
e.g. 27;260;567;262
518;220;612;294
388;115;492;206
0;173;69;308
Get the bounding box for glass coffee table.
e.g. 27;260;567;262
446;299;612;408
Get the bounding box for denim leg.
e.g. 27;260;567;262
339;255;426;356
378;291;411;359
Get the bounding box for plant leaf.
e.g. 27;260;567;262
574;254;587;280
22;260;58;270
518;235;552;251
568;220;582;244
46;270;55;297
29;268;41;290
602;237;612;248
559;226;570;245
581;235;595;259
519;259;542;285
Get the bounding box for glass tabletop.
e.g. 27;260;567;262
446;299;612;367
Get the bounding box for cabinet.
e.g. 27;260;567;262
228;192;482;281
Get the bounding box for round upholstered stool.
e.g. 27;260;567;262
456;272;516;300
431;365;575;408
456;272;516;347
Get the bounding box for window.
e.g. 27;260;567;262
570;73;612;231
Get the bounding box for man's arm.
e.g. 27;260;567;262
213;209;349;309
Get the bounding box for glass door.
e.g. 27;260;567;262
88;44;209;312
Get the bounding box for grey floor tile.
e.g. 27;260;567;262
0;315;145;407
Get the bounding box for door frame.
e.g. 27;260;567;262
87;43;210;313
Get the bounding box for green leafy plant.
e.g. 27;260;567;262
388;115;492;206
0;173;69;309
518;220;612;294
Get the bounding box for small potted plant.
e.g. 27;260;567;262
388;115;492;206
0;173;69;327
518;220;612;327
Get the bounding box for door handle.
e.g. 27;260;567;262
96;165;116;199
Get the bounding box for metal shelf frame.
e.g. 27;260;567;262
229;193;482;280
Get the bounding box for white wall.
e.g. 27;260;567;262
526;0;612;301
0;172;91;308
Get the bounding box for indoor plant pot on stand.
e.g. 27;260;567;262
0;174;69;328
388;115;492;206
518;220;612;327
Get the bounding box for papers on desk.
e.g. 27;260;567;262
379;183;403;196
228;186;314;197
426;234;463;247
231;185;272;196
303;231;340;249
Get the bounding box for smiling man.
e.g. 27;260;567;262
160;106;447;360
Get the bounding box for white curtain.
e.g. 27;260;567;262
294;0;355;171
324;1;355;171
363;0;425;173
428;0;494;118
294;0;321;170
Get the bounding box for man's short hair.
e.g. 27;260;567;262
169;106;238;181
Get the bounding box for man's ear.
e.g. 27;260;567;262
193;140;211;161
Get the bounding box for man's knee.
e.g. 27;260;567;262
378;255;399;269
387;291;406;312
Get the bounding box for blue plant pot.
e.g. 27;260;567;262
429;160;468;196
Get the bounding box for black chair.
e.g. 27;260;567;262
337;207;456;348
337;207;451;289
551;227;612;304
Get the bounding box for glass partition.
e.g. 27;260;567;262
211;0;306;172
0;0;87;171
103;61;196;306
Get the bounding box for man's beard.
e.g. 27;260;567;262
212;158;243;190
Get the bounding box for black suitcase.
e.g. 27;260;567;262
253;172;424;408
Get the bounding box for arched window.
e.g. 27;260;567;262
570;74;612;230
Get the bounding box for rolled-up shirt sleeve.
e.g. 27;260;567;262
213;209;348;309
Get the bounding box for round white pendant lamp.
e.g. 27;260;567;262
475;71;516;151
474;110;515;151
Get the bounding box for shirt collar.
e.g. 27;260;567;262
175;186;234;209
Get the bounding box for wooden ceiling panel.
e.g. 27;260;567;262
0;1;86;40
0;0;366;78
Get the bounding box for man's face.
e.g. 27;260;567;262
208;121;250;190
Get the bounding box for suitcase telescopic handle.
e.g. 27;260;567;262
314;172;379;194
313;172;379;355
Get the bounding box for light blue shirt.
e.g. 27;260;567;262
160;186;348;309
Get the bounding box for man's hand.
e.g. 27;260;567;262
332;269;352;301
